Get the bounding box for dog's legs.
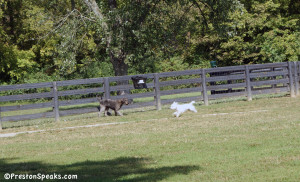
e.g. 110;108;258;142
173;111;180;117
98;105;105;117
173;111;177;117
104;107;110;116
114;110;123;116
106;110;112;116
190;106;197;113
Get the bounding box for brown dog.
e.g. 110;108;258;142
97;97;129;117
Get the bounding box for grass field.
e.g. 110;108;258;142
0;96;300;181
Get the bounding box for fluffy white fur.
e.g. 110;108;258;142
170;101;197;117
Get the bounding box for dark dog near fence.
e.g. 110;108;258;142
97;97;129;117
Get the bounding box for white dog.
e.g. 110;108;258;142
170;101;197;117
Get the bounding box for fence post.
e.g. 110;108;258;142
288;62;295;97
0;107;2;130
104;77;110;99
154;73;161;110
245;65;252;101
201;69;209;106
52;81;60;122
272;67;276;89
294;62;299;96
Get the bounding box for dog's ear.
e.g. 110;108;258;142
96;94;103;99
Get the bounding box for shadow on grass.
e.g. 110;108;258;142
0;157;200;181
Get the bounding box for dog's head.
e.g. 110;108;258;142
170;102;178;110
190;101;195;105
121;98;129;105
96;96;103;102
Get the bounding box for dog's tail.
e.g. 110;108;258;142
190;101;196;105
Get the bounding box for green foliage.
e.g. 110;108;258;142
157;56;201;73
215;0;299;65
0;42;36;83
0;0;299;85
261;24;300;62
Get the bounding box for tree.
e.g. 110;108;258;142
0;0;37;83
82;0;239;77
83;0;159;77
215;0;299;65
0;0;257;84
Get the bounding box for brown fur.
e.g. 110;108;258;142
97;97;129;117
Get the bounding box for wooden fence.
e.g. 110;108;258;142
0;61;299;129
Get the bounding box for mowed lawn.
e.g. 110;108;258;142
0;96;300;181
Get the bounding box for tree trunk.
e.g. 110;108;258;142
110;51;128;79
110;55;128;77
110;51;130;96
71;0;75;10
84;0;129;78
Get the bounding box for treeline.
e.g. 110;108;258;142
0;0;299;85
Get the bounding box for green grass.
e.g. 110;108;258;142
0;96;300;181
0;91;206;129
